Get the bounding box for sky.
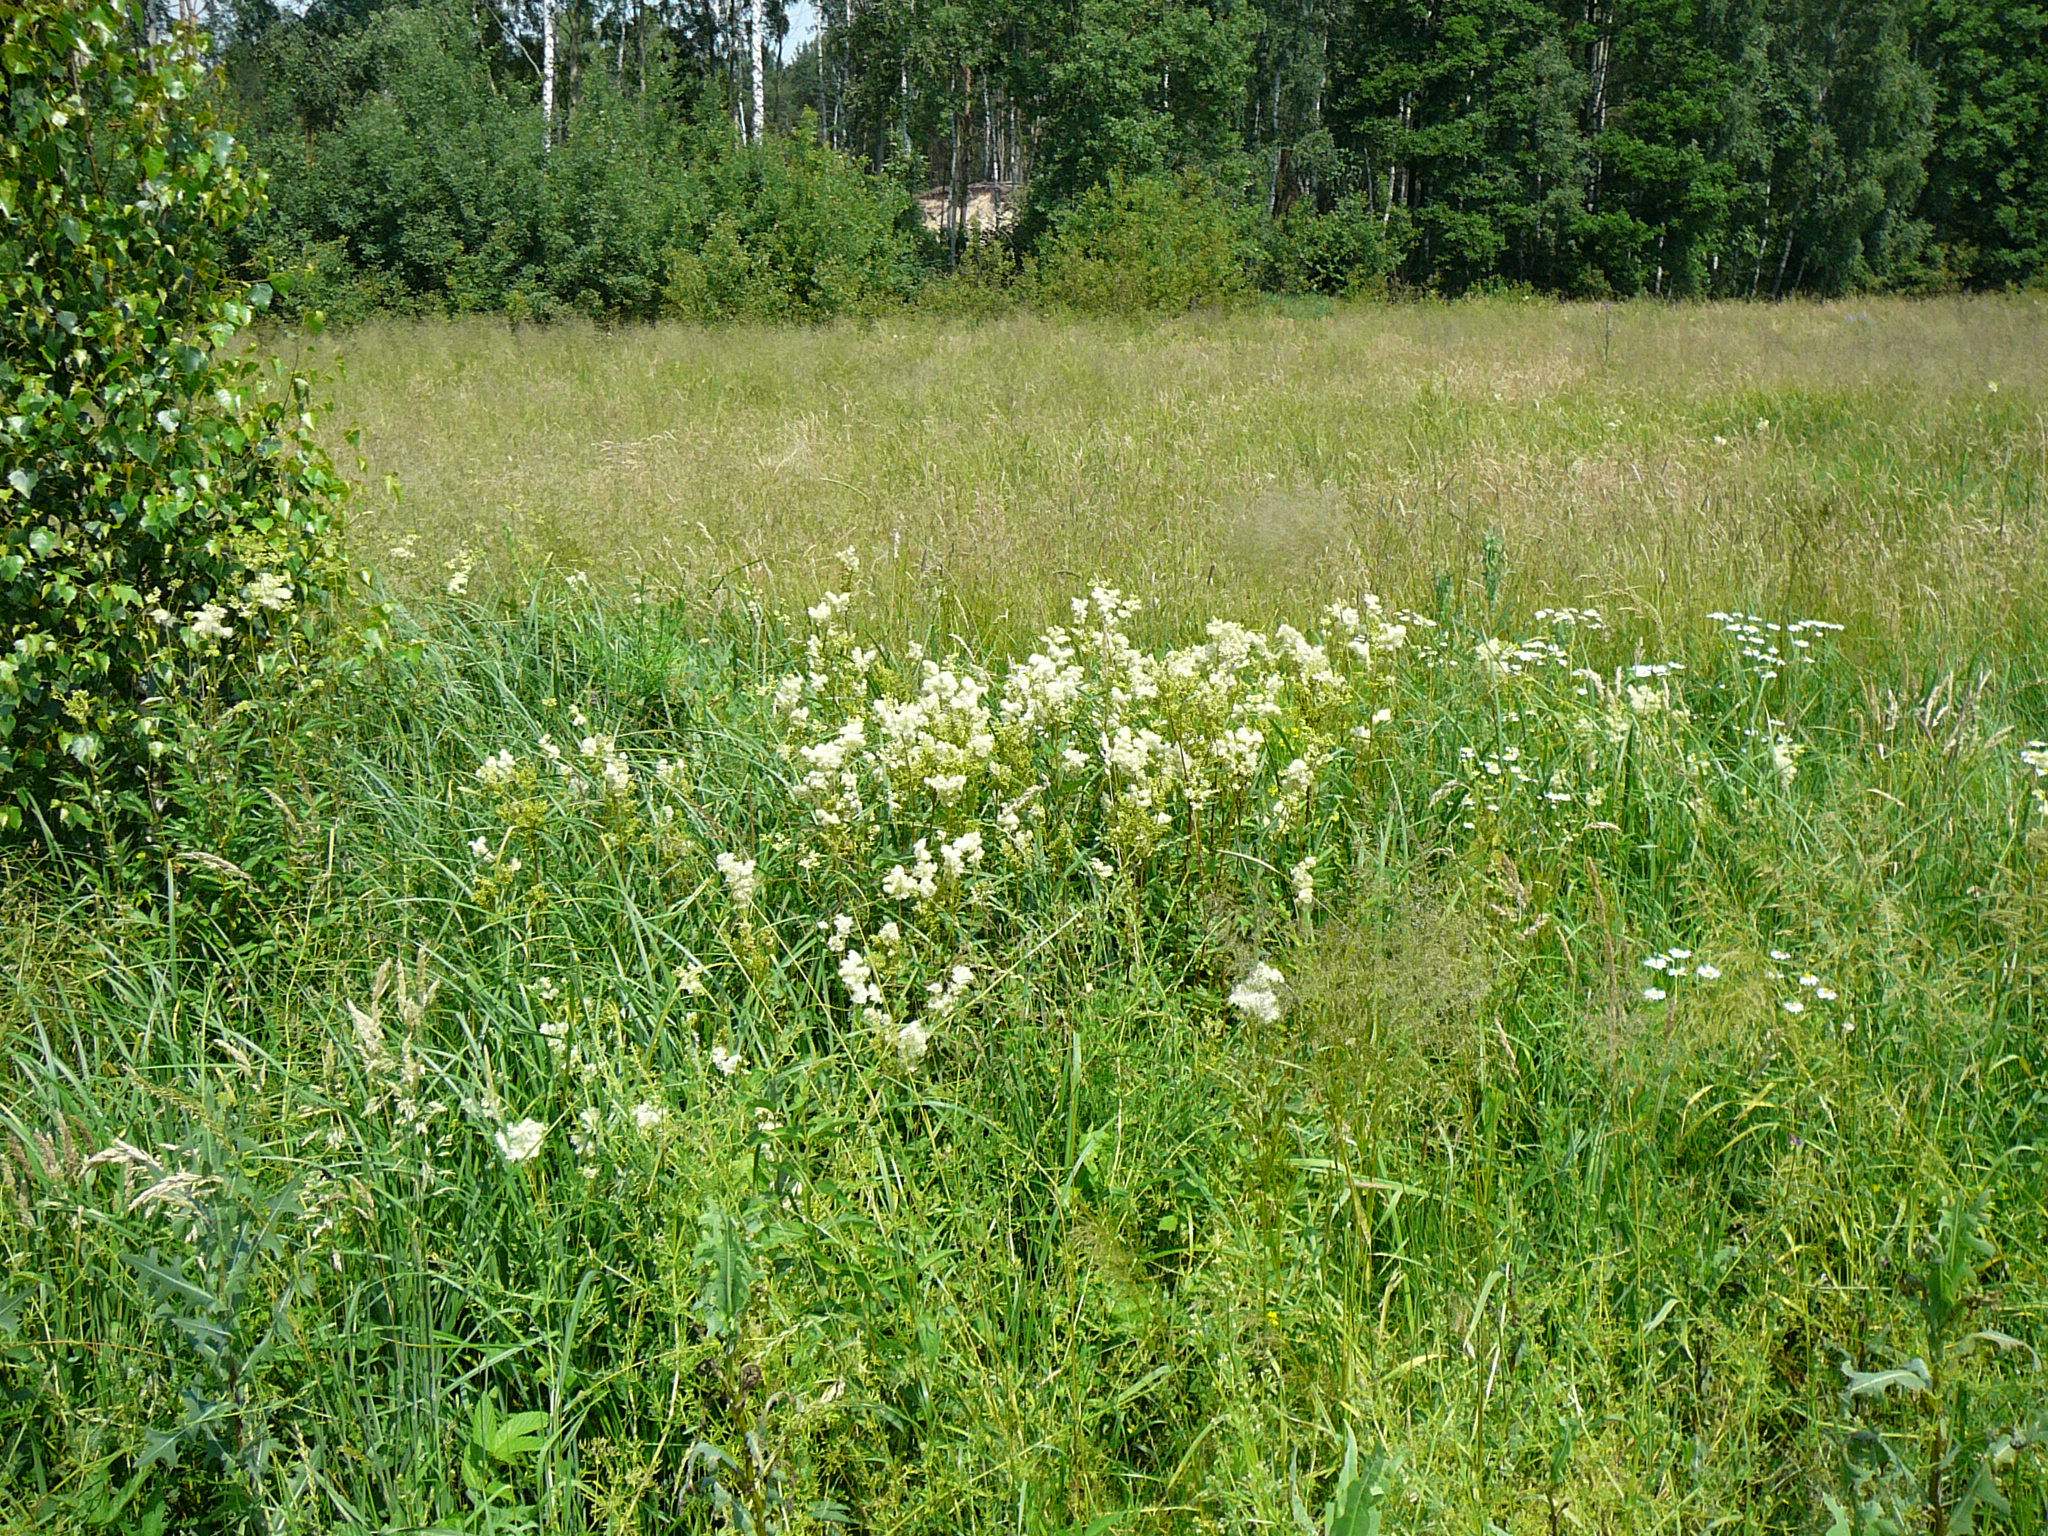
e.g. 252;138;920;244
782;0;820;59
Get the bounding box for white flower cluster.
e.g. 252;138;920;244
1228;962;1287;1025
1638;947;1718;1001
2024;741;2048;817
1710;612;1842;682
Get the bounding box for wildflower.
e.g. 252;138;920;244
838;950;883;1008
495;1119;548;1163
1769;950;1791;962
240;571;294;613
1643;987;1667;1001
633;1102;668;1134
1799;974;1820;988
1228;963;1286;1025
468;835;492;860
709;1044;744;1077
1816;987;1837;1001
476;750;518;786
1642;955;1669;970
939;832;984;881
1668;949;1692;960
1782;999;1806;1015
1694;964;1722;980
188;603;234;642
1771;737;1801;787
895;1017;931;1066
1289;855;1318;911
716;852;759;906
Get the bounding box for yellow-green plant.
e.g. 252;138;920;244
0;0;346;835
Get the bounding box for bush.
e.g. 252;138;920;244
1028;172;1252;314
1256;193;1405;296
664;134;924;322
0;0;347;835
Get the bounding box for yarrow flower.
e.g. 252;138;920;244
495;1118;548;1163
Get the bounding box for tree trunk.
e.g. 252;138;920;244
750;0;766;141
541;0;555;150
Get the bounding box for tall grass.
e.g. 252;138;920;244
3;302;2047;1534
304;295;2048;661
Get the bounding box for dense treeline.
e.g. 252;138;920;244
197;0;2047;315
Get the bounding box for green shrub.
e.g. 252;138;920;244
1028;172;1252;315
664;134;923;323
0;0;348;835
1256;193;1406;296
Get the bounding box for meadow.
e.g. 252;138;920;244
4;296;2048;1535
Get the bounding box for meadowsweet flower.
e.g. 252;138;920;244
838;950;883;1008
188;603;234;641
633;1101;668;1134
710;1044;743;1077
469;835;491;859
476;750;518;786
495;1119;548;1163
1229;963;1286;1025
716;852;759;906
240;571;294;613
895;1018;931;1066
939;830;983;880
1771;737;1801;786
1290;855;1318;910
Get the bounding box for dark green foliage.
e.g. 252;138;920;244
0;0;347;834
664;131;924;322
1914;0;2048;288
1254;192;1406;295
206;0;2048;306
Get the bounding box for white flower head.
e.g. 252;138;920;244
495;1118;548;1164
633;1101;669;1134
716;852;760;907
188;603;234;642
709;1043;744;1077
1228;963;1287;1025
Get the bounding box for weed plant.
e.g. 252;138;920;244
3;533;2046;1531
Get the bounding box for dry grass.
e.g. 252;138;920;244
301;294;2048;658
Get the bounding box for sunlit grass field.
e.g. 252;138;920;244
4;298;2048;1535
312;295;2048;655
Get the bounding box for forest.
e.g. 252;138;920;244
195;0;2048;318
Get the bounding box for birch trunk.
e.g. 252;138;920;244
750;0;766;142
541;0;555;149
